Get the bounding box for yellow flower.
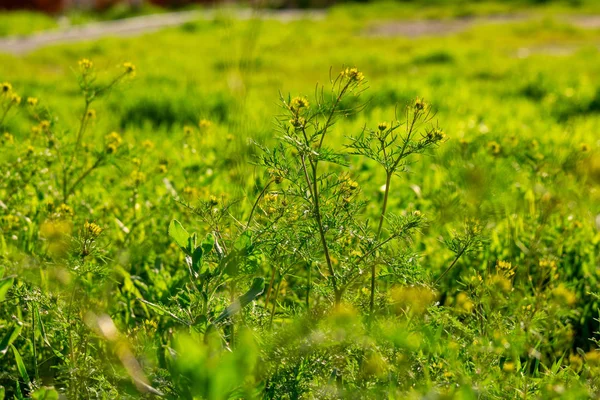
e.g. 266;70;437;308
341;67;364;83
27;97;38;106
414;97;426;111
141;140;154;149
455;292;474;312
11;93;21;105
580;143;590;153
1;82;12;94
105;143;118;154
157;164;168;174
552;284;576;306
130;171;146;185
2;132;14;144
57;203;74;216
78;58;93;71
84;221;103;237
209;195;218;206
40;120;50;130
199;119;212;129
86;109;96;119
290;96;309;112
502;362;515;372
377;122;389;131
105;131;122;145
123;62;136;76
183;125;194;135
487;141;501;155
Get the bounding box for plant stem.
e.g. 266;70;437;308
246;178;274;229
435;245;468;285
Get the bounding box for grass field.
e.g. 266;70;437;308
1;1;600;398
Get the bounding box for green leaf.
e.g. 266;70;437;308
214;277;265;324
0;385;4;400
31;387;59;400
192;246;204;274
168;219;191;255
11;344;30;385
0;322;22;356
0;277;14;302
201;233;214;254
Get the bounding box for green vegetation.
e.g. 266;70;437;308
0;3;599;398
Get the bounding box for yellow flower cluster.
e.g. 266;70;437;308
123;62;136;77
290;96;309;113
341;67;364;83
79;58;94;71
105;131;122;154
85;221;103;237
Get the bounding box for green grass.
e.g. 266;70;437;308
0;3;599;398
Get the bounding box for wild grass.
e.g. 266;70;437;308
0;3;599;398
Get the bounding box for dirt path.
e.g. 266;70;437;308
0;9;325;55
1;10;599;55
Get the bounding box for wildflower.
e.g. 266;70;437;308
183;125;194;135
123;62;136;76
455;292;474;312
290;116;306;128
131;157;141;166
78;58;93;71
26;145;35;155
105;131;122;145
199;119;211;129
157;164;168;174
86;109;96;119
487;141;501;155
1;82;12;94
391;286;437;315
105;143;118;154
414;97;426;111
502;362;515;372
569;354;583;371
552;284;576;306
130;171;146;185
84;221;103;237
209;195;218;206
342;67;364;83
2;132;14;144
580;143;590;153
226;134;234;141
496;260;515;278
40;120;50;130
141;140;154;149
427;128;445;141
27;97;38;106
182;186;197;198
377;122;389;131
290;96;309;112
56;203;74;217
31;125;41;135
11;93;21;105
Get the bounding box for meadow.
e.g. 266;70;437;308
0;1;600;398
